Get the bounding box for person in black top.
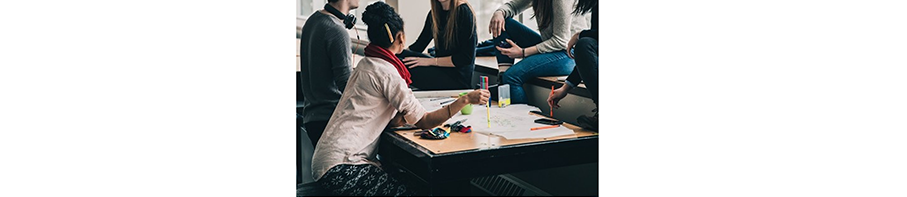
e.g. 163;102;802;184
548;0;598;131
397;0;477;90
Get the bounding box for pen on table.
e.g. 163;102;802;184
439;98;455;105
530;124;560;131
446;119;467;127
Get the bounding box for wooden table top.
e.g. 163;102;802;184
391;113;597;155
536;76;587;89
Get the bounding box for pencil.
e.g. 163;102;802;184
531;124;560;131
550;85;554;117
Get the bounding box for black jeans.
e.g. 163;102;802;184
573;37;599;105
304;121;329;147
494;18;543;65
396;50;470;90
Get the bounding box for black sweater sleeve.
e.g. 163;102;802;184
407;12;434;53
449;7;477;69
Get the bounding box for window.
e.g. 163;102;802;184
298;0;389;30
298;0;326;18
298;0;556;45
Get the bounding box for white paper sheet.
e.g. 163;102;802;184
417;97;456;112
444;104;575;139
495;127;576;140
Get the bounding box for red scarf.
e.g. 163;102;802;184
364;44;412;85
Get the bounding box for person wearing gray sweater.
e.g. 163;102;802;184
488;0;589;104
299;0;358;147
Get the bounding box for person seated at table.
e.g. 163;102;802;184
311;2;490;196
397;0;477;90
488;0;589;104
548;0;598;131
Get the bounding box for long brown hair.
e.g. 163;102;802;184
430;0;475;49
532;0;554;30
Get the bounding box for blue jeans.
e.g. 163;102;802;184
494;18;543;65
502;52;575;104
495;18;575;104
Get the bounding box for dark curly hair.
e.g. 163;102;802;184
361;1;404;48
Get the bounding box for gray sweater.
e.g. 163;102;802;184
497;0;589;53
299;11;352;124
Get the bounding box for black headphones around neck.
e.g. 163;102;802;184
324;4;356;29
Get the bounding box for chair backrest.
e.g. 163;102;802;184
297;71;304;102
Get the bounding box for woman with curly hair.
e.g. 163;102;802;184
310;2;490;196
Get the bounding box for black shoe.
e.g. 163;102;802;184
576;109;598;131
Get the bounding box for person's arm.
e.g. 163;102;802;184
532;0;575;54
496;39;540;59
327;31;353;90
448;7;477;70
382;74;428;126
382;73;489;129
403;56;455;68
496;0;532;19
416;96;467;129
415;90;489;129
407;12;434;53
388;112;406;127
490;0;531;37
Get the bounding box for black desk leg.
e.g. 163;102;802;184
427;179;472;196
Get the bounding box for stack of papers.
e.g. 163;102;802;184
447;104;575;140
417;97;456;112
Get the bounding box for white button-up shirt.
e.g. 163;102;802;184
311;57;427;181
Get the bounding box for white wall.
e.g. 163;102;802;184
395;0;432;47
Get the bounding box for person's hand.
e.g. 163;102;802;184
547;84;571;109
489;10;506;37
495;39;523;59
402;57;435;68
464;89;490;105
565;32;580;59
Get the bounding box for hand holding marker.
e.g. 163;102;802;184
550;85;554;117
483;76;490;128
